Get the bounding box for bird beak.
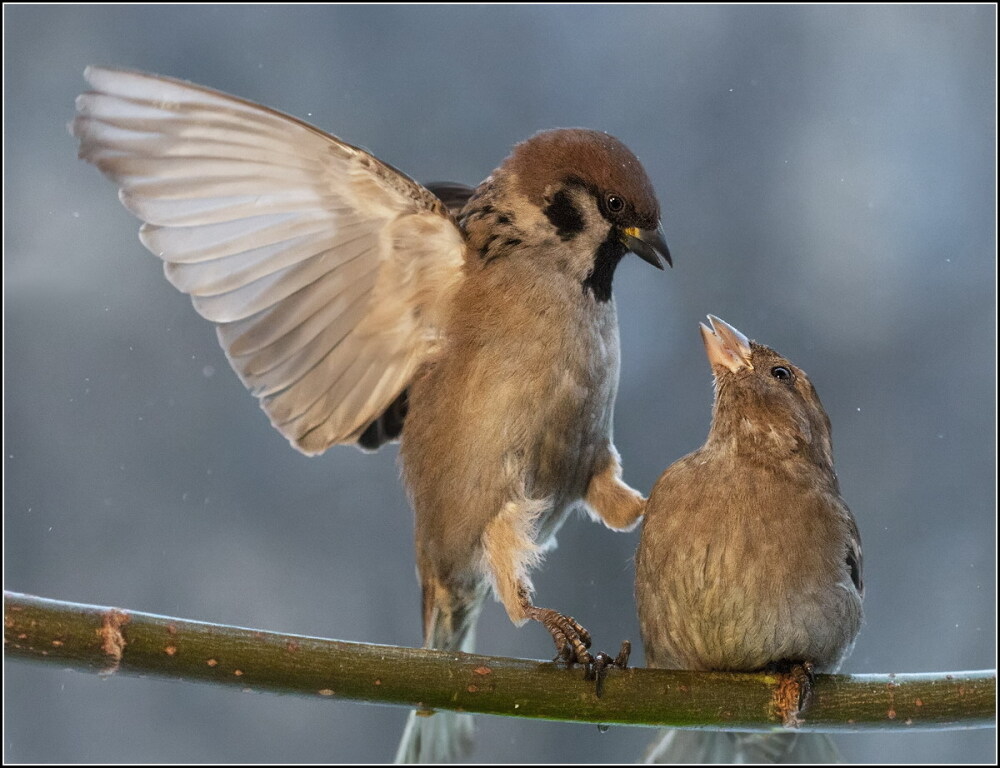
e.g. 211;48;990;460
700;315;753;373
622;224;671;269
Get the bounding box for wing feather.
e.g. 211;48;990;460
73;67;466;454
141;215;338;264
238;276;377;395
218;263;370;357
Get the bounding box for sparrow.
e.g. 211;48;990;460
72;67;670;762
634;316;863;763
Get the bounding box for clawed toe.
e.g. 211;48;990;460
549;624;588;664
614;639;631;669
517;587;601;667
525;604;593;665
791;661;816;712
585;640;632;698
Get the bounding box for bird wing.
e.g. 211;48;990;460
72;67;466;455
844;508;864;597
423;182;476;217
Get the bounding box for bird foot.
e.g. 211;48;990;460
584;640;632;698
522;602;593;666
766;660;816;726
791;660;816;713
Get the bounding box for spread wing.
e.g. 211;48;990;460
72;67;466;455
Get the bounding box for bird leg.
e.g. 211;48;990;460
517;586;593;665
483;498;596;665
584;448;645;531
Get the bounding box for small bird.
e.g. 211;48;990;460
635;316;863;763
72;68;670;762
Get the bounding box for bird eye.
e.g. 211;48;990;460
770;366;793;381
606;194;625;213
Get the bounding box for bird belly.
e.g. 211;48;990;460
645;523;859;673
401;305;618;581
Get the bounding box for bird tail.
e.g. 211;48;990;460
643;730;844;764
394;581;484;764
394;705;474;764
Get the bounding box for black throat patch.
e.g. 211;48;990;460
543;189;585;241
583;232;627;302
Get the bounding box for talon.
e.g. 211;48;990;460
589;652;614;697
792;661;816;713
614;640;631;669
801;660;816;684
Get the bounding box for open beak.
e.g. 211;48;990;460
622;224;671;269
699;315;753;373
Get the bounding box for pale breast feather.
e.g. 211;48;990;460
73;67;466;455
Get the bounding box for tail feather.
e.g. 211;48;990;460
394;708;475;764
394;584;484;764
644;730;844;764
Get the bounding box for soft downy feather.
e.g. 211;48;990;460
72;67;466;454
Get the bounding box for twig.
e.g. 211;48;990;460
5;591;994;732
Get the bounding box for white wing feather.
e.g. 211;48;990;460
72;67;466;455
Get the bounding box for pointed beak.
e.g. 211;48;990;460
622;224;671;269
699;315;753;373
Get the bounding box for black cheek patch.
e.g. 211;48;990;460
544;189;585;241
582;234;627;302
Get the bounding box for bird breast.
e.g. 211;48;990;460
401;270;621;559
638;455;862;673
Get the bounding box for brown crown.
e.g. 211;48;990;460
502;128;660;228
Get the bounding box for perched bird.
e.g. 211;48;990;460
635;316;863;763
72;68;670;762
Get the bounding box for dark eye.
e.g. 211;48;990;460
771;366;793;381
606;194;625;213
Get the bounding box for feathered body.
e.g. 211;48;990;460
404;214;624;648
72;68;670;763
637;410;862;673
636;317;863;763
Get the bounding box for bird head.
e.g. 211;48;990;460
699;315;834;467
478;128;669;301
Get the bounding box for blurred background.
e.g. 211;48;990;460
4;5;995;763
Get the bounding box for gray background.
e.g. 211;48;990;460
4;4;995;763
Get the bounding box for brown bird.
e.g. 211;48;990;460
635;316;863;763
72;68;670;762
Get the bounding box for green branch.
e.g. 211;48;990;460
5;591;994;732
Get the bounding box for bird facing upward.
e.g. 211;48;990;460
635;316;863;763
72;68;670;762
